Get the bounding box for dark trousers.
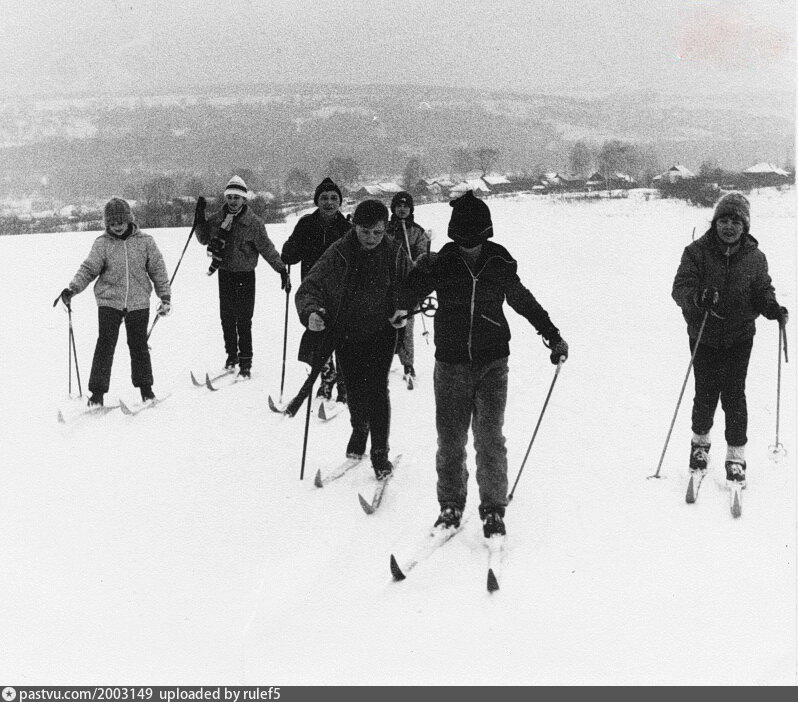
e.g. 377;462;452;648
434;357;509;517
218;270;256;364
690;338;753;446
88;306;152;395
335;326;396;460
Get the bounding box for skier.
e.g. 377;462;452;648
295;199;412;478
672;192;788;488
387;191;430;387
194;175;290;379
281;177;351;403
394;191;568;537
57;197;172;407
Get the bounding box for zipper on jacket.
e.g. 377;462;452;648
123;238;130;310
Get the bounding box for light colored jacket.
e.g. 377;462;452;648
68;225;171;311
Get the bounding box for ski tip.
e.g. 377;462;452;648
205;373;217;391
314;469;324;488
57;409;66;424
268;396;287;414
190;371;203;387
685;476;696;504
390;554;406;581
358;493;375;515
487;568;500;593
318;402;327;420
731;491;742;518
119;399;134;415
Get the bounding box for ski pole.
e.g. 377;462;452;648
147;216;199;342
280;266;291;402
649;310;709;479
769;323;788;461
299;380;314;481
68;305;82;397
508;357;565;502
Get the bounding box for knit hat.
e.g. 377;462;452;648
313;177;342;205
391;191;414;215
447;190;493;245
713;192;750;232
224;175;249;199
104;197;133;226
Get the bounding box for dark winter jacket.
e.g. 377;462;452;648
398;240;559;365
387;217;429;262
295;229;413;364
68;224;171;311
195;206;285;274
281;209;352;279
672;229;778;348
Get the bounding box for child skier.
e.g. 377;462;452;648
58;197;172;407
672;191;788;488
394;191;568;537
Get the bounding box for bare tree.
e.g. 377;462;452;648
325;157;360;189
474;147;500;176
285;168;313;195
568;140;594;177
402;157;424;190
451;147;474;178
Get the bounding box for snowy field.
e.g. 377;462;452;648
0;188;795;685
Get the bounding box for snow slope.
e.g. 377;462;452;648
1;188;795;685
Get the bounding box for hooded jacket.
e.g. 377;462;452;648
281;209;352;279
672;229;777;348
294;229;412;364
68;224;171;311
387;217;429;262
195;206;284;274
398;240;559;365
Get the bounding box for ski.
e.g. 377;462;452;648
685;470;706;504
313;455;367;488
390;518;468;581
119;393;171;416
486;534;506;593
318;400;345;421
57;404;120;424
730;483;743;518
205;371;245;391
192;369;234;388
358;454;402;514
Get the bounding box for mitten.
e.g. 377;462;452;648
157;299;172;317
194;196;207;223
280;268;292;293
308;310;326;331
765;300;789;326
549;339;569;365
695;287;720;311
390;310;408;329
59;288;73;305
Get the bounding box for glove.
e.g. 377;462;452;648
59;288;73;305
765;300;789;326
778;307;789;327
696;287;720;311
389;309;408;329
308;310;326;332
194;196;207;223
280;268;292;293
549;339;569;365
157;299;172;317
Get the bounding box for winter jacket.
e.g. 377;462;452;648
295;229;412;364
672;229;777;349
68;224;171;312
387;217;429;262
398;241;559;365
281;209;352;279
195;206;285;274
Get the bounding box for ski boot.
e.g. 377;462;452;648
433;505;463;530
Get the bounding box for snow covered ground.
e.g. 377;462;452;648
1;188;795;685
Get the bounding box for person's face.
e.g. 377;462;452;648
317;191;341;216
355;221;387;250
225;194;245;212
108;220;128;236
394;203;411;220
716;216;744;245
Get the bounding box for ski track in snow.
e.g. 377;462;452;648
1;188;796;684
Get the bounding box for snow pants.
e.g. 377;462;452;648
690;337;753;447
434;356;509;517
218;270;255;366
88;306;152;394
335;326;396;461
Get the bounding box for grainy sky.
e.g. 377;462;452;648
1;0;794;97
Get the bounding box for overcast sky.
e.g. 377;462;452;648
1;0;795;98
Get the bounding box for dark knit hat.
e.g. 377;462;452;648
224;175;249;199
391;191;414;214
314;177;342;205
104;197;133;226
713;192;751;232
448;190;493;244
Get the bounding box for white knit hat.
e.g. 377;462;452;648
224;175;249;199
